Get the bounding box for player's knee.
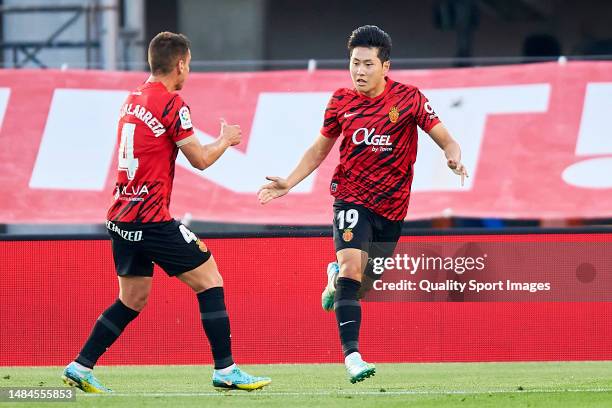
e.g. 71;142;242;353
189;274;224;293
120;292;149;312
338;262;362;281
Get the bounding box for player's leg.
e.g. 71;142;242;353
322;200;369;311
63;235;152;393
177;256;234;374
327;201;376;382
152;221;270;391
335;247;367;359
358;266;376;299
335;248;376;383
177;258;271;391
357;217;403;299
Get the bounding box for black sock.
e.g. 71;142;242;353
197;287;234;369
334;277;362;357
76;299;139;368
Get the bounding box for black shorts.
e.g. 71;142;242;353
332;200;403;260
107;220;211;277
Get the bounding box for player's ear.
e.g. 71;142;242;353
382;60;390;75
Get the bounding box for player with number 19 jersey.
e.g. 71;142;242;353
321;78;440;221
107;81;194;223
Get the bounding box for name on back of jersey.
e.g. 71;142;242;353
120;103;166;137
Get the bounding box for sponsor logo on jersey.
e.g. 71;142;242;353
389;106;400;123
105;220;143;242
330;182;338;192
342;228;353;242
120;103;166;137
114;184;149;202
424;101;438;120
351;128;393;152
179;106;192;129
352;128;392;146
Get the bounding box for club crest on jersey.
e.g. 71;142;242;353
195;238;208;253
179;106;192;129
342;229;353;242
389;106;400;123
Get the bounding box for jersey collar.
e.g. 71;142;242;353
141;80;168;93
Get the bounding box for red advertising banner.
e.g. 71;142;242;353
0;62;612;224
1;233;612;366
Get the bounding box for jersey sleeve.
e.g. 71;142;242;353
413;89;441;133
320;90;343;138
163;94;194;144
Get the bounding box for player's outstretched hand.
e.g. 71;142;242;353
219;118;242;146
258;176;290;204
447;159;469;186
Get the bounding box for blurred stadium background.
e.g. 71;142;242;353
1;0;612;233
1;0;612;404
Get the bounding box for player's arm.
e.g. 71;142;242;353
179;119;241;170
257;134;336;204
427;123;469;185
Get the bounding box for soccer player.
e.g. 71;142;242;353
258;25;467;383
62;32;271;393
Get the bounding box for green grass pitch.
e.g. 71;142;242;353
2;362;611;407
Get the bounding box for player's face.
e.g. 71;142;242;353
349;47;390;97
175;49;191;90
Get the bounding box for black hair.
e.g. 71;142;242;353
347;25;392;62
148;31;191;75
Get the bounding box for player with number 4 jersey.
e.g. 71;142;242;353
62;32;270;394
258;25;468;384
107;79;194;223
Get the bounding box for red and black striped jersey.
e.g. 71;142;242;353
106;81;194;223
320;78;441;221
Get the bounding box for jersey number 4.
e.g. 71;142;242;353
118;123;139;180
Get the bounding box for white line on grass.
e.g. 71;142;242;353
79;388;612;397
